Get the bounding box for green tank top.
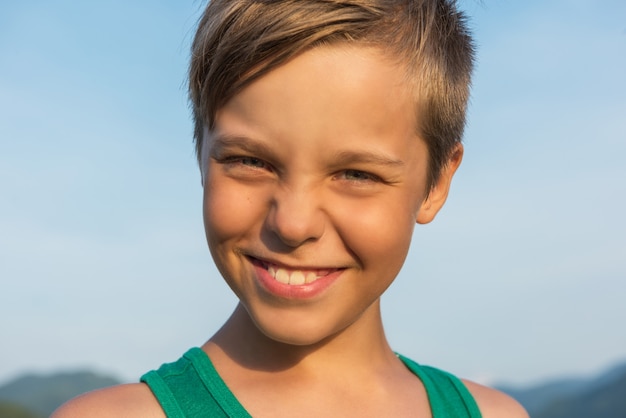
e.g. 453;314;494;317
141;348;481;417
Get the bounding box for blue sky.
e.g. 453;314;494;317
1;0;625;387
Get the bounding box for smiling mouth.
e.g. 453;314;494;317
249;257;341;286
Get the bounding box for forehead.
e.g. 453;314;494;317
213;44;420;146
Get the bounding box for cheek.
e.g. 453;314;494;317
335;197;416;270
203;177;261;246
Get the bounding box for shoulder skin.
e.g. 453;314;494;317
463;380;529;418
50;383;165;418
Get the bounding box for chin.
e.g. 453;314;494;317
248;306;346;347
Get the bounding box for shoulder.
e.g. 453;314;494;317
51;383;165;418
462;380;529;418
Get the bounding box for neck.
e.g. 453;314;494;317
205;300;397;375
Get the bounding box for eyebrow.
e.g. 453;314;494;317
209;134;274;157
333;150;405;168
209;134;405;168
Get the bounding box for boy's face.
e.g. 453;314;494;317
202;45;458;345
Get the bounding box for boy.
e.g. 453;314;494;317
54;0;528;416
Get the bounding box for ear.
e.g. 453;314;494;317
416;144;463;225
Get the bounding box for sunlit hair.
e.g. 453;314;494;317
189;0;474;190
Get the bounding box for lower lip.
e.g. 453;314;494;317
250;259;343;300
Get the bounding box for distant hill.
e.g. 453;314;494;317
498;360;626;417
0;370;121;417
534;371;626;418
0;401;41;418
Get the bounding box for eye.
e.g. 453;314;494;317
220;156;270;170
236;156;267;168
336;169;381;183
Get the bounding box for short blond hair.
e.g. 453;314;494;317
189;0;474;189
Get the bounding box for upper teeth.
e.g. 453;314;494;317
268;266;320;285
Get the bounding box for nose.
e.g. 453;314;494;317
263;185;325;249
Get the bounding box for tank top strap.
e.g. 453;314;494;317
397;354;482;418
141;347;252;417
